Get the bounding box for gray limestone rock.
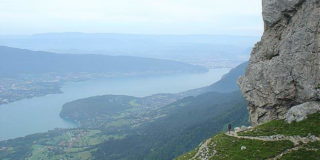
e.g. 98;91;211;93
239;0;320;125
262;0;306;27
285;101;320;123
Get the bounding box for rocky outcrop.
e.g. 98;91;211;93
285;101;320;123
239;0;320;125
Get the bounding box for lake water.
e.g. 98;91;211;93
0;68;230;140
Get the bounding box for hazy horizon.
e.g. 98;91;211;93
0;0;263;36
0;32;261;36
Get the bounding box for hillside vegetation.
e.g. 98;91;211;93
93;91;248;160
176;113;320;160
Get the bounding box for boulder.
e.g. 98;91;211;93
285;101;320;123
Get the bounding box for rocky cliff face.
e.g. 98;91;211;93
239;0;320;125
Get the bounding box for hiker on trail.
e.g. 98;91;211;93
228;124;232;134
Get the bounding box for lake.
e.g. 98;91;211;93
0;68;230;140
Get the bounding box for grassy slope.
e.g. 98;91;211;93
279;141;320;160
176;113;320;160
238;113;320;137
280;143;320;160
211;134;293;160
176;134;294;160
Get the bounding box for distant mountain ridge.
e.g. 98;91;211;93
181;62;248;96
0;33;258;68
0;46;207;77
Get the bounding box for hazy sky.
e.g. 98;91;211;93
0;0;263;35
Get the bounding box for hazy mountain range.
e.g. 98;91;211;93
0;46;206;77
0;33;259;68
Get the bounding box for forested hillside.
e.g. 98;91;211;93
93;91;248;160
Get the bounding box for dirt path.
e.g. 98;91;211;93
225;131;320;160
191;131;319;160
225;131;320;145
